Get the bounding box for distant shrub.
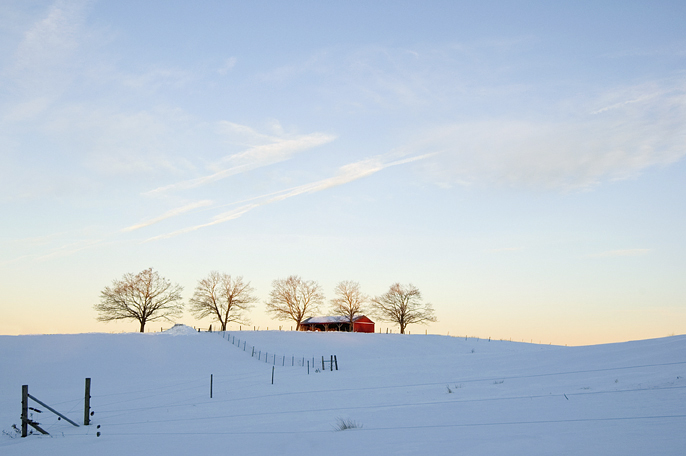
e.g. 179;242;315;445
446;384;462;393
334;418;362;431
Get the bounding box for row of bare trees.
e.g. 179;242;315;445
94;268;436;334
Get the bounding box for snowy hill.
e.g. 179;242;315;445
1;328;685;455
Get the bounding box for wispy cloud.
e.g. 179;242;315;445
118;67;192;91
122;200;213;232
223;132;334;164
418;78;686;190
256;45;686;192
214;121;277;146
2;226;118;265
146;153;433;241
585;249;652;258
0;1;206;199
144;128;336;196
217;57;237;75
256;41;536;113
8;0;91;105
48;106;195;176
590;93;659;115
35;238;105;261
13;230;74;247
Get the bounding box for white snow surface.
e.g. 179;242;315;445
165;324;200;336
1;329;685;455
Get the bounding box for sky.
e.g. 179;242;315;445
1;0;685;345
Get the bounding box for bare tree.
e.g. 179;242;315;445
188;272;255;331
330;280;368;332
371;283;436;334
95;268;184;332
266;275;324;330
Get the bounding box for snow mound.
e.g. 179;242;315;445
164;324;199;336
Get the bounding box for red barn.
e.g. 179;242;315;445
300;315;375;333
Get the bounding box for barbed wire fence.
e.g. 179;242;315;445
217;331;339;372
7;366;684;440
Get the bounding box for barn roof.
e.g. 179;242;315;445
301;315;372;324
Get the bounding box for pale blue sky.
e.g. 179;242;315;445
1;0;685;344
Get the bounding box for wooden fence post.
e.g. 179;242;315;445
334;355;338;370
21;385;70;436
84;378;91;425
21;385;28;437
330;355;333;371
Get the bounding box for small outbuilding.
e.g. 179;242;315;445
300;315;375;333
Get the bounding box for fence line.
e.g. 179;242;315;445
216;331;338;372
92;384;686;429
204;325;559;346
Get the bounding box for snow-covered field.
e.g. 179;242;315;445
1;327;684;455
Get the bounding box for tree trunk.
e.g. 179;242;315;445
139;320;146;332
